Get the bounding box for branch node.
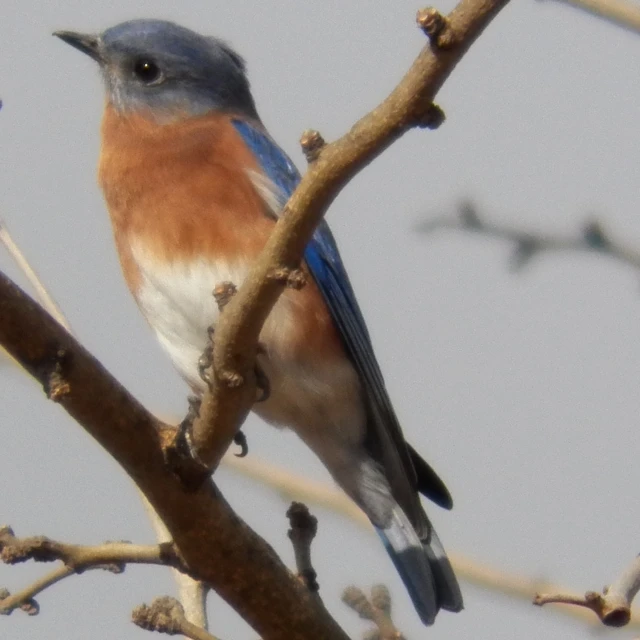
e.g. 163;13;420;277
534;589;631;627
583;220;609;250
0;532;57;565
416;102;446;130
44;348;71;402
300;129;326;163
510;237;538;271
0;587;39;617
20;598;39;616
459;202;483;228
344;584;405;639
218;370;245;388
267;267;307;290
416;7;456;48
370;584;391;615
213;281;238;311
132;596;185;634
342;586;374;620
287;502;319;593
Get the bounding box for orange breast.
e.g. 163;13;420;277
98;105;346;364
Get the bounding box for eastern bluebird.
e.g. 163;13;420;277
54;20;463;625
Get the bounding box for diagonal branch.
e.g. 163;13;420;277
0;271;348;640
1;565;73;616
0;215;211;632
188;0;513;476
540;0;640;35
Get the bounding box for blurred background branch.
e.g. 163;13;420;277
541;0;640;34
415;201;640;273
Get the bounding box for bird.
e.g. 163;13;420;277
54;19;463;625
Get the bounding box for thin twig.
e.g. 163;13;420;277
0;565;73;616
342;585;405;640
0;526;183;571
416;201;640;272
541;0;640;34
132;597;222;640
286;503;320;599
140;496;210;631
0;525;189;614
534;555;640;627
0;218;70;330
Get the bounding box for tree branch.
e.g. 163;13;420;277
0;565;72;616
287;503;320;599
0;214;212;633
416;201;640;272
342;585;406;640
0;526;183;572
0;271;348;640
541;0;640;35
187;0;513;474
133;597;223;640
534;555;640;627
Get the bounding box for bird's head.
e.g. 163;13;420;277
54;19;258;121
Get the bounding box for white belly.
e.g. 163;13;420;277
131;242;366;444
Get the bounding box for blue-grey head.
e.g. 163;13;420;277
54;19;258;121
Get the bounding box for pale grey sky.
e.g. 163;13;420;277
2;1;640;639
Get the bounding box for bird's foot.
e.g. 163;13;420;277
233;430;249;457
254;343;270;403
164;395;210;490
175;394;201;457
198;325;216;387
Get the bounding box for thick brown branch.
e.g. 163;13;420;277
0;272;348;640
189;0;512;475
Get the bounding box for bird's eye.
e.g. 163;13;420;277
133;59;162;84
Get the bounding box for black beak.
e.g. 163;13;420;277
53;30;102;63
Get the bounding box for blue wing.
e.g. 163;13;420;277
231;118;452;511
232;118;464;624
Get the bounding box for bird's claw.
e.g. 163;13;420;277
178;395;201;444
233;430;249;457
198;325;216;386
254;362;270;403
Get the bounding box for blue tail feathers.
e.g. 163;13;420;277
376;507;463;625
